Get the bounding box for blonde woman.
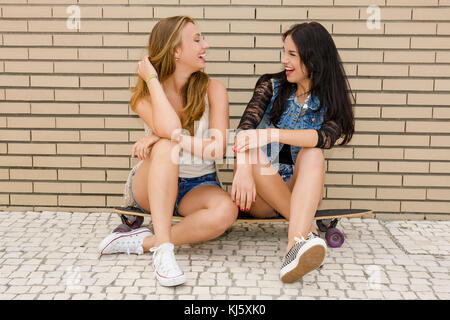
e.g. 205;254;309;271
98;16;238;287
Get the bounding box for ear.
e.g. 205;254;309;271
173;47;181;61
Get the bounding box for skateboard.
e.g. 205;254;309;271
112;206;372;248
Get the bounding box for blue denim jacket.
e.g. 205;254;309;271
256;79;327;165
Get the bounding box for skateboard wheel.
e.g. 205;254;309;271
325;228;344;248
113;223;132;233
316;220;329;232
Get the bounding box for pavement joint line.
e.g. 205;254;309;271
379;220;410;255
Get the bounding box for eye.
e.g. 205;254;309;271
194;35;204;43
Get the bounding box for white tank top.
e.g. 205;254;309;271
143;98;217;178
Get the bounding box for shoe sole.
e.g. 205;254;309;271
280;244;326;283
156;273;186;287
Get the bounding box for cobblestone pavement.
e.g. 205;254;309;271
0;211;449;300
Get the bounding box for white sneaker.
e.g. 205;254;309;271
150;243;186;287
98;227;152;255
280;232;327;283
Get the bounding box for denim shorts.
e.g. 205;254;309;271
278;163;295;183
130;171;221;217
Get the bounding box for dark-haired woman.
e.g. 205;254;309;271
232;22;355;283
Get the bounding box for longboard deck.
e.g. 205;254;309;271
114;207;372;223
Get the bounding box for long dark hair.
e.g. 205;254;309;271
270;22;354;145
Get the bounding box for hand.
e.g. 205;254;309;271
131;134;160;161
234;129;272;153
231;166;256;213
137;55;157;83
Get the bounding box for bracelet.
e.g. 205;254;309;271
146;73;158;84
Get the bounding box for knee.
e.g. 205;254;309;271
299;147;324;167
152;138;178;151
209;198;238;233
148;138;180;161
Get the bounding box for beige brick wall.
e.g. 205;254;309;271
1;0;449;219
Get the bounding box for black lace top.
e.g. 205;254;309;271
237;74;342;152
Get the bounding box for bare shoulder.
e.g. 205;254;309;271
207;78;228;106
208;78;227;94
206;78;229;130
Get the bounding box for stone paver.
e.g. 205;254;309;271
0;211;449;300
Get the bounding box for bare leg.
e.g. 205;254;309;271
233;150;290;219
234;147;324;252
142;185;238;251
286;147;325;251
132;138;180;247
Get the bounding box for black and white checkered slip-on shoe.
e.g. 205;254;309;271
280;232;327;283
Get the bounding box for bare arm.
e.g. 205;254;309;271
137;55;181;140
275;128;318;147
146;78;182;140
130;97;162;159
270;119;342;149
133;96;156;132
235;118;343;153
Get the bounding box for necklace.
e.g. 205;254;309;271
296;90;310;97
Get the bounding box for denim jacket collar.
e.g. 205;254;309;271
274;79;321;111
287;92;321;111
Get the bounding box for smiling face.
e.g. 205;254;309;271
174;22;209;73
281;35;309;86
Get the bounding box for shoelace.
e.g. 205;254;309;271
113;234;141;255
293;231;319;247
150;245;181;279
281;235;307;268
293;235;307;244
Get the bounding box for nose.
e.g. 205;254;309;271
281;52;288;65
203;39;209;50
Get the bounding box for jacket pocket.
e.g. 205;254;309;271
303;109;325;129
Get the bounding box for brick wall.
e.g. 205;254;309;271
1;0;449;219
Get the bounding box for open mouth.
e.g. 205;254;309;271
285;67;294;76
199;53;206;61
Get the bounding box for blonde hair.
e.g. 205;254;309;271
129;16;209;136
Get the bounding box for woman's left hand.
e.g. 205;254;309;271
137;55;157;82
131;134;160;161
234;129;273;153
